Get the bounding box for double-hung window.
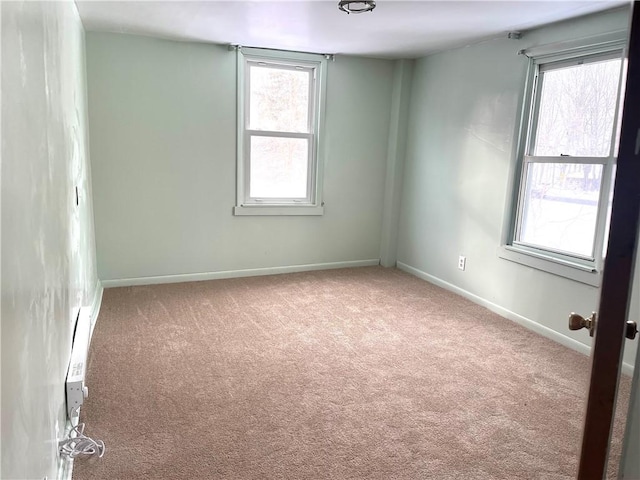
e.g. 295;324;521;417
504;41;626;285
234;48;327;216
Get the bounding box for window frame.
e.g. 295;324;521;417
234;47;328;216
500;40;627;286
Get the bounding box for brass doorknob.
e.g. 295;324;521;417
569;312;597;337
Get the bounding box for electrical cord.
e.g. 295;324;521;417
59;423;106;459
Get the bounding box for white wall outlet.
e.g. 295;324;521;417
458;255;466;271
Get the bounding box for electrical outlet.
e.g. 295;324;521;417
458;255;466;271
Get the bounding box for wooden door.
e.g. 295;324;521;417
577;3;640;478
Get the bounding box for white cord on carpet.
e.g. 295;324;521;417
59;423;106;459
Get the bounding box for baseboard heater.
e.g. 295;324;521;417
60;306;106;465
66;307;91;421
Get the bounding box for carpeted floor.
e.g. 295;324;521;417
74;267;631;479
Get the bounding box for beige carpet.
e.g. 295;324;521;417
74;266;631;479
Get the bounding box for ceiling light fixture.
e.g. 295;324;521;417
338;0;376;14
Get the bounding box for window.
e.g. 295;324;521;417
503;44;626;285
234;48;327;216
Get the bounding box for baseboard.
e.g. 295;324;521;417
58;454;73;480
396;262;634;376
101;259;381;288
57;421;74;480
89;279;104;339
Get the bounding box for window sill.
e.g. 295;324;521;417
498;245;601;287
233;205;324;216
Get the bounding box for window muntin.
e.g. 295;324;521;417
237;49;326;211
512;50;623;265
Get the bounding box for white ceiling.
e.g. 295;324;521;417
76;1;628;59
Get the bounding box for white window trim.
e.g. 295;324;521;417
235;47;328;216
498;246;601;287
500;33;628;287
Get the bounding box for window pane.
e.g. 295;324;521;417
250;136;309;199
249;65;310;133
519;162;603;257
533;58;621;157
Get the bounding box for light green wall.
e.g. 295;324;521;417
380;60;414;268
83;10;638;477
397;8;638;474
397;6;637;370
86;33;395;282
398;8;639;475
621;344;640;478
1;1;99;478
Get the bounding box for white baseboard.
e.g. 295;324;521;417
57;422;74;480
396;262;634;376
89;279;104;340
101;259;381;288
